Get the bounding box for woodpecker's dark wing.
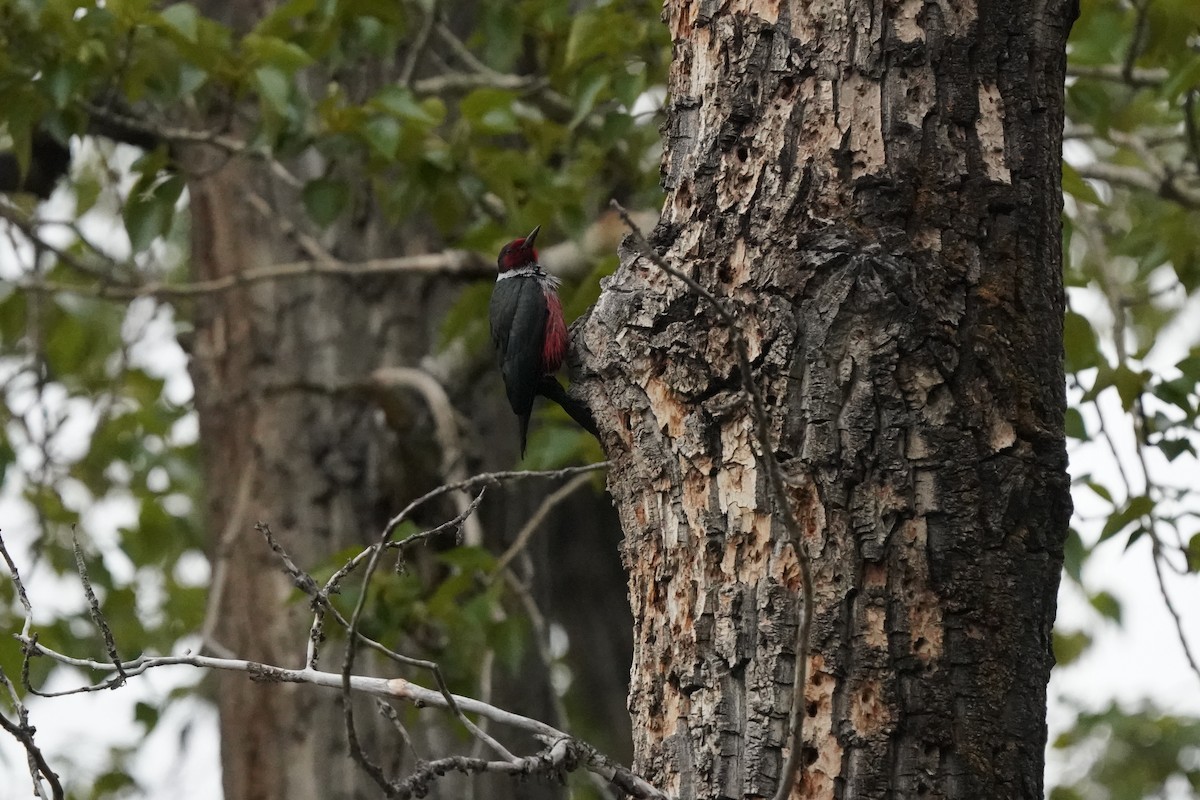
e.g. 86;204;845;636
489;275;548;449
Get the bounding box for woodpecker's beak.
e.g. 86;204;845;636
523;226;540;249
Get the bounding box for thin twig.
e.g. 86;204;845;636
333;465;609;773
611;200;814;800
1150;538;1200;684
400;4;438;88
72;529;128;687
376;697;420;762
341;485;518;776
0;532;35;639
199;459;257;655
492;473;594;575
371;367;481;546
1122;0;1151;86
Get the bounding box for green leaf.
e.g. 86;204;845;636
568;71;608;130
1063;310;1102;372
160;3;200;43
371;86;441;125
363;115;402;159
1063;527;1087;584
439;546;497;573
1084;478;1113;504
1098;495;1154;543
1177;352;1200;381
1111;364;1147;411
124;174;185;253
134;700;161;730
244;33;314;72
93;769;136;794
254;65;292;116
1162;56;1200;101
1062;161;1104;206
489;614;528;674
1053;629;1093;666
1089;590;1122;623
1064;407;1088;440
1187;533;1200;572
302;177;351;227
460;89;520;135
1157;437;1194;462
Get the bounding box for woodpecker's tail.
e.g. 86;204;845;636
519;413;531;458
536;377;600;439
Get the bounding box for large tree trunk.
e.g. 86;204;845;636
577;1;1074;798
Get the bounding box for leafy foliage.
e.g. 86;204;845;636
1;0;664;795
1057;0;1200;794
1051;703;1200;800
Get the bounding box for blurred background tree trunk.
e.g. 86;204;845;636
186;3;633;799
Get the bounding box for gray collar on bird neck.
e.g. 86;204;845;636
496;264;561;288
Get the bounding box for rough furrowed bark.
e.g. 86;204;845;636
575;1;1074;798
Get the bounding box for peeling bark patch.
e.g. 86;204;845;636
645;376;689;439
837;75;886;177
989;413;1016;451
908;595;943;664
893;0;925;41
903;519;944;664
725;512;774;583
976;84;1012;184
802;664;843;796
717;417;757;516
850;679;891;737
863;605;888;649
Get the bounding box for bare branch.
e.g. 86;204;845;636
335;463;609;780
1074;161;1200;207
341;485;518;780
395;738;572;799
13;638;668;799
14;249;494;301
1065;63;1168;87
0;697;64;800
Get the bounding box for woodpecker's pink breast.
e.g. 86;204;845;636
541;289;567;373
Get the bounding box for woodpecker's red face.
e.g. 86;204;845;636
497;225;540;272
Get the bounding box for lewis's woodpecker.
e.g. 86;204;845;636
489;226;598;456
